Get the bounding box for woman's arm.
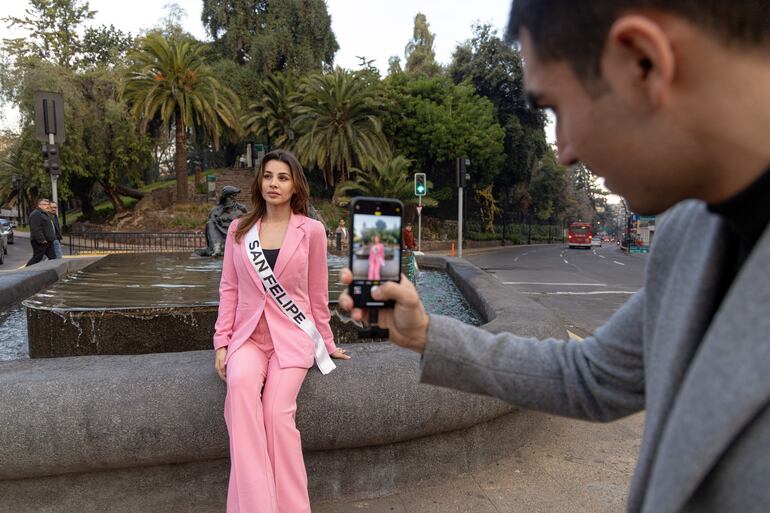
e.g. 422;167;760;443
213;222;239;350
308;220;337;355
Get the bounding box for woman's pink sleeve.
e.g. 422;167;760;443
213;222;239;350
308;221;337;355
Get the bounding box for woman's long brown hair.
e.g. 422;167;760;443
234;149;310;243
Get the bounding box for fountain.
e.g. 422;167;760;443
13;252;479;358
0;247;567;513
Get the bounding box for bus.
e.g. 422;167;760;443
568;222;592;249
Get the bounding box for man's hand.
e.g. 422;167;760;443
337;270;430;353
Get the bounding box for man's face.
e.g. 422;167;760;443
39;201;49;211
520;29;698;214
49;203;58;214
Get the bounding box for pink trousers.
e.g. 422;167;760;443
224;318;310;513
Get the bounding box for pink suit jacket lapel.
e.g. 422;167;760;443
273;212;305;279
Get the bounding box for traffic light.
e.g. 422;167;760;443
457;158;470;187
414;172;426;196
42;143;62;177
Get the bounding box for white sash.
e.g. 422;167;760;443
244;223;336;374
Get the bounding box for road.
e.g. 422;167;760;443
0;232;33;271
466;242;647;338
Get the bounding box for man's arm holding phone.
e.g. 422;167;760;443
338;269;645;422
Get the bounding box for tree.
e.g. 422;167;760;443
202;0;338;72
123;34;241;203
1;56;154;218
404;13;441;77
381;73;505;215
335;155;437;208
450;24;547;213
79;24;134;69
242;71;298;149
294;68;390;187
2;0;96;69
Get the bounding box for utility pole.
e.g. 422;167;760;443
414;173;426;251
456;158;470;258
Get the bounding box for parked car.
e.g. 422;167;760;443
0;218;14;244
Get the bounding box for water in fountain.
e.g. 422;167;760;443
2;252;480;359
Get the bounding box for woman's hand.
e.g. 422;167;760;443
330;348;351;360
215;347;228;382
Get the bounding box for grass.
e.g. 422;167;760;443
169;203;211;230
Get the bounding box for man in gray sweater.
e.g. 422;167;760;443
340;1;769;512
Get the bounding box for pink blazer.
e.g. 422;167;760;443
213;212;336;368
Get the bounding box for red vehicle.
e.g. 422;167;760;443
568;222;592;249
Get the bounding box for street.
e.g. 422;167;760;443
466;242;646;338
0;232;33;270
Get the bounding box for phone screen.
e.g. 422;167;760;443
349;197;403;308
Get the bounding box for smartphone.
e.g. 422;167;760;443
348;196;403;309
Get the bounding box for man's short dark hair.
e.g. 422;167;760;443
507;1;770;81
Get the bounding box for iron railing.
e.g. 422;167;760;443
68;232;206;255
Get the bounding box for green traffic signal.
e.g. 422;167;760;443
414;173;426;196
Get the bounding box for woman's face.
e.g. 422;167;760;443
261;159;295;207
373;234;381;244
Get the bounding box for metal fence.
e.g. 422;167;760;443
68;232;206;255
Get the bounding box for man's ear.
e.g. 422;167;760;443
602;15;676;108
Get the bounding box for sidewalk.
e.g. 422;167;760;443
312;411;643;513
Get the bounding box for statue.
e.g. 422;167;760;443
195;186;249;257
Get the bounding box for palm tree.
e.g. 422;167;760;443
123;33;240;203
242;72;298;150
294;68;390;187
335;155;437;207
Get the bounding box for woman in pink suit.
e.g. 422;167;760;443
213;149;350;513
367;234;385;281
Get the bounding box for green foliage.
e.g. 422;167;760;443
242;71;298;149
79;24;134;69
0;56;153;216
381;73;505;212
528;149;567;221
335;155;438;207
201;0;338;72
450;24;548;205
1;0;96;69
123;33;241;203
404;13;442;77
294;68;391;187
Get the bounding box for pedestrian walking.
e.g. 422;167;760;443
48;201;63;259
402;224;416;251
213;149;351;513
339;1;770;511
25;199;56;266
334;218;348;249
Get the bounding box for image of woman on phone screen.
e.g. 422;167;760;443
213;149;350;513
367;233;385;280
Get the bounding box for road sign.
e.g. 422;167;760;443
34;91;66;143
416;205;423;215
